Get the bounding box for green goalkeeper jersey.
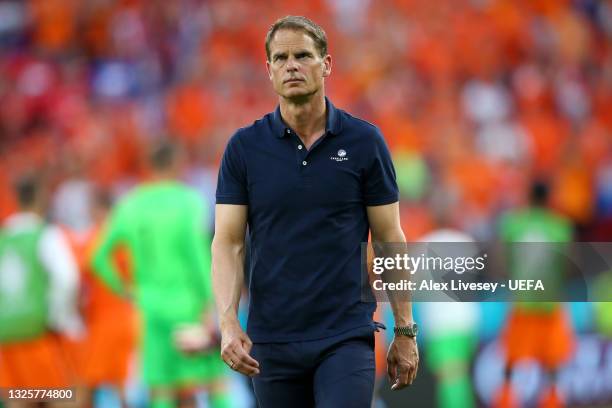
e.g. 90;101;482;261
499;207;572;311
93;181;212;322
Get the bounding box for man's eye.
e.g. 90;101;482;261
275;56;286;62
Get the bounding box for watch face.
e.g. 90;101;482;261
411;323;418;336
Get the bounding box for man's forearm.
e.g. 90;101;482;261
388;295;414;326
211;237;245;328
384;263;414;326
372;230;415;326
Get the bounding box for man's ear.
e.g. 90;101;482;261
266;60;273;80
322;54;332;78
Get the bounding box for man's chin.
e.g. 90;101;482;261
279;89;316;102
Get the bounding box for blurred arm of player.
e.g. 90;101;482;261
211;204;260;377
174;195;217;354
40;226;84;339
367;202;419;390
92;206;129;297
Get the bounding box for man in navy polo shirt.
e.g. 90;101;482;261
212;15;419;407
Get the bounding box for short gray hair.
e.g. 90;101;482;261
265;16;328;61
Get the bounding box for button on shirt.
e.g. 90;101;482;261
216;98;399;342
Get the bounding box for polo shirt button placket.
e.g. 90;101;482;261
289;130;308;169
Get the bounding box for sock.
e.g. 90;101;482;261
538;385;564;408
492;382;519;408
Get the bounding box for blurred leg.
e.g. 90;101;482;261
492;380;519;408
437;362;475;408
151;387;176;408
208;379;231;408
177;389;197;408
143;318;177;408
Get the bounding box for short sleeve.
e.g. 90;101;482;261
363;128;399;206
216;132;248;205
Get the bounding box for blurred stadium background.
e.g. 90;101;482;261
0;0;611;407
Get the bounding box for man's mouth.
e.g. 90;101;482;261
284;78;303;83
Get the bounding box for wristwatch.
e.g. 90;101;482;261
394;322;418;338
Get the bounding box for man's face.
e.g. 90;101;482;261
266;29;331;100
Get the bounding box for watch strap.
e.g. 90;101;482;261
393;323;418;337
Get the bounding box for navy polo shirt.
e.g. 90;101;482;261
216;98;399;342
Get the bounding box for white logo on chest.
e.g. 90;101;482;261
331;149;349;162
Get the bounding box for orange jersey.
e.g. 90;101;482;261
63;225;137;387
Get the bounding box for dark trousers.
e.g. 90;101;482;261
251;325;377;408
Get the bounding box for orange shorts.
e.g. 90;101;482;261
0;333;71;388
77;314;137;388
502;307;575;370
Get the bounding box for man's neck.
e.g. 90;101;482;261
279;93;327;149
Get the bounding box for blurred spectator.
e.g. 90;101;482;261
52;155;94;233
0;0;608;235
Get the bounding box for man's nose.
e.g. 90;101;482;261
286;57;299;71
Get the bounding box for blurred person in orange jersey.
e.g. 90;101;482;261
0;173;83;408
61;189;138;407
494;181;576;408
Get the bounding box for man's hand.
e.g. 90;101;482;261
174;324;214;354
220;321;260;377
387;336;419;390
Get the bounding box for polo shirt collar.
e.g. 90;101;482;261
273;97;342;138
